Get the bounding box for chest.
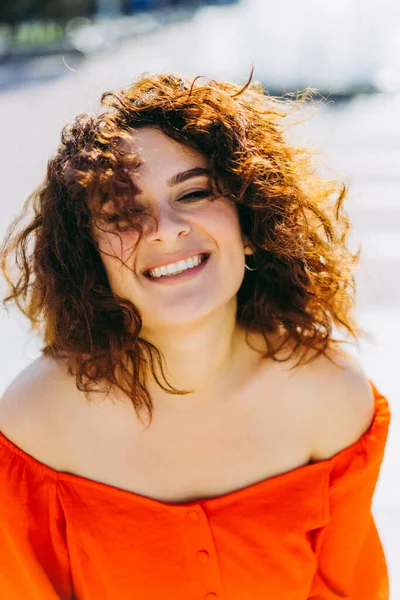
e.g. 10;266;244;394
65;384;314;504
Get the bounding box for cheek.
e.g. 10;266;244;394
201;198;241;234
99;231;139;264
97;232;140;288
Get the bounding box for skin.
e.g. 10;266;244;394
0;132;376;505
93;126;257;412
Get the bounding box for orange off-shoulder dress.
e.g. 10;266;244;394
0;381;391;600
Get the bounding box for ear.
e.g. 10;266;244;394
243;239;256;256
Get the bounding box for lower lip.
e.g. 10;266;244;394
144;255;210;285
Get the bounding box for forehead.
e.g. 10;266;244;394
131;127;208;176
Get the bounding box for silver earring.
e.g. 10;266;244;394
244;255;258;271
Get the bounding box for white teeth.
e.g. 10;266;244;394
148;254;206;278
167;264;176;275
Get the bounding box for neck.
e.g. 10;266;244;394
140;301;248;412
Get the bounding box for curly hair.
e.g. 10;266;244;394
1;71;360;425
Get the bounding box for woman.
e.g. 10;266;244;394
0;72;391;599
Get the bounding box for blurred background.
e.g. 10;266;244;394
0;0;399;595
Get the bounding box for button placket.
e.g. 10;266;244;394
197;550;209;563
187;509;200;521
181;506;224;599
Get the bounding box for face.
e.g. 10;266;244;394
93;126;254;332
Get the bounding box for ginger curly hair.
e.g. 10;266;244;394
1;71;360;424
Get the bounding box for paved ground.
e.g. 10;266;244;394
0;3;399;596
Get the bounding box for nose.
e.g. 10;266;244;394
144;204;191;244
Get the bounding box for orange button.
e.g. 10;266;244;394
197;550;209;563
187;510;200;521
205;594;217;599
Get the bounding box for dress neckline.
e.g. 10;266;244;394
0;381;390;510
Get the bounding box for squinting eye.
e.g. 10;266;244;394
103;215;119;224
178;190;212;202
101;214;133;232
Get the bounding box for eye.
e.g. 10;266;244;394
178;190;212;202
100;214;133;232
103;214;119;224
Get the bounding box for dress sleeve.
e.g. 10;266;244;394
307;383;391;600
0;435;73;600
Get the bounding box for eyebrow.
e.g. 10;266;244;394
128;167;211;200
166;167;210;187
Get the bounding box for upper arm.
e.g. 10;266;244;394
0;359;74;599
0;358;48;436
0;357;76;470
303;351;388;599
302;350;375;462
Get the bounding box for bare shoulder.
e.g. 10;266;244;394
292;347;375;461
0;356;81;468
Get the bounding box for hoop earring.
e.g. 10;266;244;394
244;255;258;271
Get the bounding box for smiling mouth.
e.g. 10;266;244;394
143;253;210;279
